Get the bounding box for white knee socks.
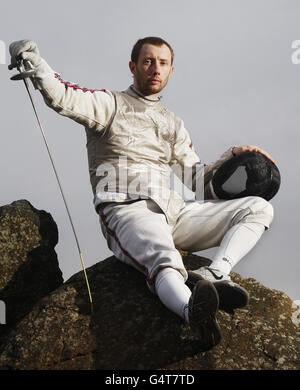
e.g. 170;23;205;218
210;222;265;274
155;268;191;323
154;222;265;322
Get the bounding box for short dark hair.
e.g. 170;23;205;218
131;36;174;64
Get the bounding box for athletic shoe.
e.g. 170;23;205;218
188;279;221;350
187;266;249;314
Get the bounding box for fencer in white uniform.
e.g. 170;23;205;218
9;38;274;349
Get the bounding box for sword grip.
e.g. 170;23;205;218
17;60;39;89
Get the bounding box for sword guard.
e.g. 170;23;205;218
10;69;36;80
10;60;38;89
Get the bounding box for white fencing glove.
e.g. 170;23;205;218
8;40;55;89
9;40;41;70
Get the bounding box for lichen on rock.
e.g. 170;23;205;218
0;200;299;370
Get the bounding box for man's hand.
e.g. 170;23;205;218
8;40;41;70
232;145;275;164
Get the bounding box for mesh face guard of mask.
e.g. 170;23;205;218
211;151;281;201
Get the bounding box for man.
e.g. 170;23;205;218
9;37;274;350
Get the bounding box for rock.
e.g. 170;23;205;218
0;255;206;370
0;249;299;370
0;200;63;332
167;267;300;370
0;201;299;370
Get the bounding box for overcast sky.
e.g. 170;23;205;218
1;0;300;303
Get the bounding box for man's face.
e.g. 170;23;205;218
129;43;174;97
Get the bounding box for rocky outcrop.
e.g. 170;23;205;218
0;200;299;370
0;200;63;331
168;268;300;370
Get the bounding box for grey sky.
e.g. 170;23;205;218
1;0;299;302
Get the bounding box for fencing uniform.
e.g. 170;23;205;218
99;196;273;289
31;57;273;320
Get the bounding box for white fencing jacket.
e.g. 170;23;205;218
33;59;234;225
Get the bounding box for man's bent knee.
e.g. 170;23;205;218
232;196;274;229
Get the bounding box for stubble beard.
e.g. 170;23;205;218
134;70;168;97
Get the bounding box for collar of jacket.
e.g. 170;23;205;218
126;85;163;103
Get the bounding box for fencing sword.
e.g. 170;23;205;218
10;60;93;314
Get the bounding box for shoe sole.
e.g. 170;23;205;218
188;280;221;350
187;271;249;314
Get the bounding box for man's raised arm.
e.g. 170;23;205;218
9;40;115;131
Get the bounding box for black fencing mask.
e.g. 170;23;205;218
211;151;281;201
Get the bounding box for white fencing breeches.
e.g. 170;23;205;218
99;196;274;289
